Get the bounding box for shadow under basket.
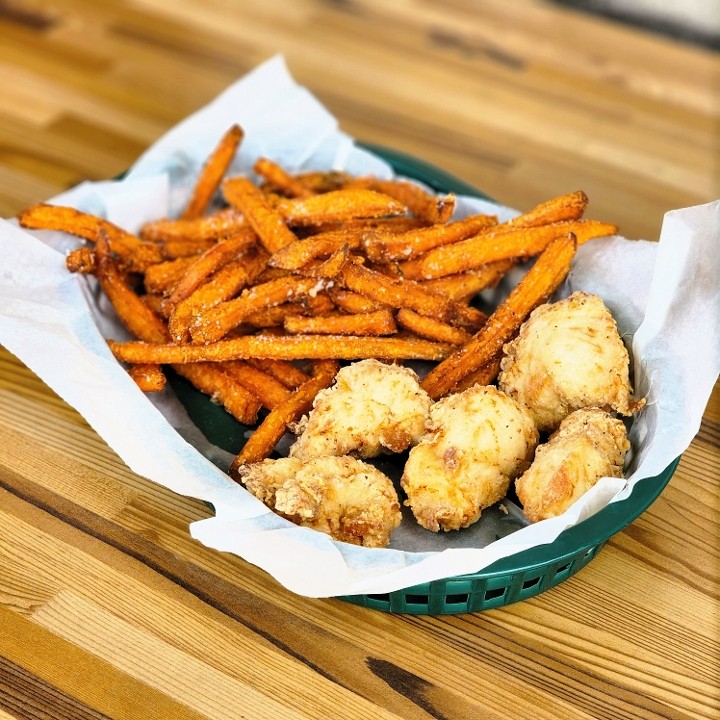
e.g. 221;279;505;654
171;142;680;614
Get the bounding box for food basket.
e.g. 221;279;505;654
169;142;681;615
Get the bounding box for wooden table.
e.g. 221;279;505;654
1;1;718;718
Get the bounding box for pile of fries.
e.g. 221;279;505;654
17;124;617;472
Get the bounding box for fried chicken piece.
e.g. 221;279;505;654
498;291;643;432
401;385;539;532
289;358;432;460
237;455;402;547
515;407;630;523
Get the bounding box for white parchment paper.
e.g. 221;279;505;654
1;56;718;597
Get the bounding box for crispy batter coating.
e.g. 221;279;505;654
498;291;643;432
401;385;539;532
289;358;432;460
515;407;630;523
237;455;402;547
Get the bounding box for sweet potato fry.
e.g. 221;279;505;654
401;219;616;280
168;251;268;342
268;229;364;271
247;358;310;388
166;228;257;305
127;363;167;392
19;203;164;272
222;177;299;254
348;177;455;224
274;189;407;227
340;259;485;330
296;245;351;279
291;170;350;193
65;246;97;274
189;275;330;344
284;309;397;336
140;208;247;243
418;261;515;302
95;233;168;343
420;234;577;399
254;157;315;198
142;256;198;295
182;124;244;219
241;294;336;329
509;190;588;228
452;352;504;392
328;288;386;314
396;308;472;345
229;360;339;470
220;360;292;409
362;213;498;263
94;231;261;423
174;361;262;425
107;333;453;364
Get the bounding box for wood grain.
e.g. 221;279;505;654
1;1;719;718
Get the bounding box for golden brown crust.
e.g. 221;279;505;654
515;407;630;522
401;385;539;532
498;291;644;432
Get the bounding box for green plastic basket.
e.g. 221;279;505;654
170;143;679;614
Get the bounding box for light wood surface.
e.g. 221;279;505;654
1;1;719;718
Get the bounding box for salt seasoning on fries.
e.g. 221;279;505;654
16;123;623;547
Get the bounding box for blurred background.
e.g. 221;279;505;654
1;0;717;241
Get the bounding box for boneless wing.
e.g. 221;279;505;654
289;358;432;460
498;291;643;432
515;407;630;522
401;385;539;532
237;455;402;547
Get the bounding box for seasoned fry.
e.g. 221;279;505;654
419;261;515;302
143;256;198;295
107;333;453;364
328;288;386;314
182;124;244;219
241;294;335;329
362;213;497;263
94;233;168;343
168;251;268;343
296;245;351;279
274;189;407;227
175;361;262;425
509;190;588;228
401;220;616;280
92;230;262;424
65;246;97;274
396;308;472;345
248;358;310;389
452;352;504;391
284;309;397;336
222;177;299;254
230;360;339;470
19;203;164;272
166;228;257;305
268;229;364;271
348;177;455;224
254;157;315;198
220;360;292;409
127;363;167;392
189;275;331;344
340;260;485;330
140;208;247;243
420;234;577;399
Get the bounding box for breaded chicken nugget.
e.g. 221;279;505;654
289;358;432;460
498;291;643;432
515;407;630;522
237;455;402;547
401;385;538;532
